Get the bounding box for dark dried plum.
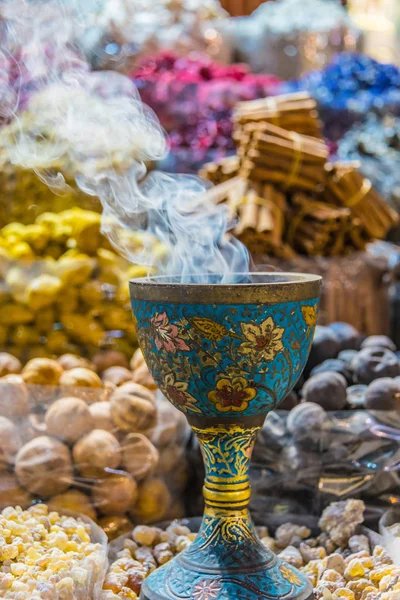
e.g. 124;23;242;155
361;335;397;352
280;391;299;410
287;402;326;442
365;377;400;410
310;359;353;385
302;372;347;410
337;349;358;366
306;326;340;371
346;384;368;408
328;322;361;351
351;348;400;384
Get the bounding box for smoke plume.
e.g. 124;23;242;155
0;0;249;283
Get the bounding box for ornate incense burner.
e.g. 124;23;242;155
130;272;321;600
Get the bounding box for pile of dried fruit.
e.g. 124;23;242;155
248;326;400;521
0;208;164;360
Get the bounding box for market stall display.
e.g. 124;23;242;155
200;92;398;256
103;499;399;600
0;209;164;360
131;51;281;172
249;325;400;520
0;350;189;533
199;91;399;334
0;71;156;226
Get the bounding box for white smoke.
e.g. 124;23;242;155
0;0;249;283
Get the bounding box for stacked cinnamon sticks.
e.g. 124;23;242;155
239;123;328;192
287;194;352;256
233;92;323;138
199;91;398;259
199;156;240;186
324;162;398;242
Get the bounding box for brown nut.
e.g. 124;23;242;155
0;352;22;377
98;515;133;541
45;397;94;444
103;366;132;387
130;477;171;525
48;489;97;522
0;416;21;469
130;349;156;390
0;473;33;510
121;433;159;481
89;402;115;433
110;383;157;432
58;354;94;371
73;429;120;478
22;358;63;386
0;375;29;418
60;367;103;403
92;351;129;373
22;358;63;403
146;402;181;448
60;367;102;388
15;436;73;496
92;473;138;515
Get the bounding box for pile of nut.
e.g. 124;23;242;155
102;499;400;600
0;503;106;599
0;350;188;537
0;208;164;360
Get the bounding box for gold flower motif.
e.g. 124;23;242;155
208;376;256;413
301;304;318;328
163;372;201;413
190;317;228;341
280;564;302;586
239;316;284;361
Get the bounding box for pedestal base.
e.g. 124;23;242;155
140;510;313;600
141;549;313;600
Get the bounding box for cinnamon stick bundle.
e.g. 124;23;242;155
287;194;352;256
324;162;399;240
234;185;286;255
233;91;323;139
239;123;328;192
199;155;240;186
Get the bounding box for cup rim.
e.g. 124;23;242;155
129;272;322;304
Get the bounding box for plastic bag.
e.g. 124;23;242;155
0;357;191;541
380;508;400;565
0;506;108;599
250;409;400;526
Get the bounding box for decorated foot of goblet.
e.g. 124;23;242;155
130;272;321;600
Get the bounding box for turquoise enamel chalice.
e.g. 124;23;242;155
130;272;321;600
